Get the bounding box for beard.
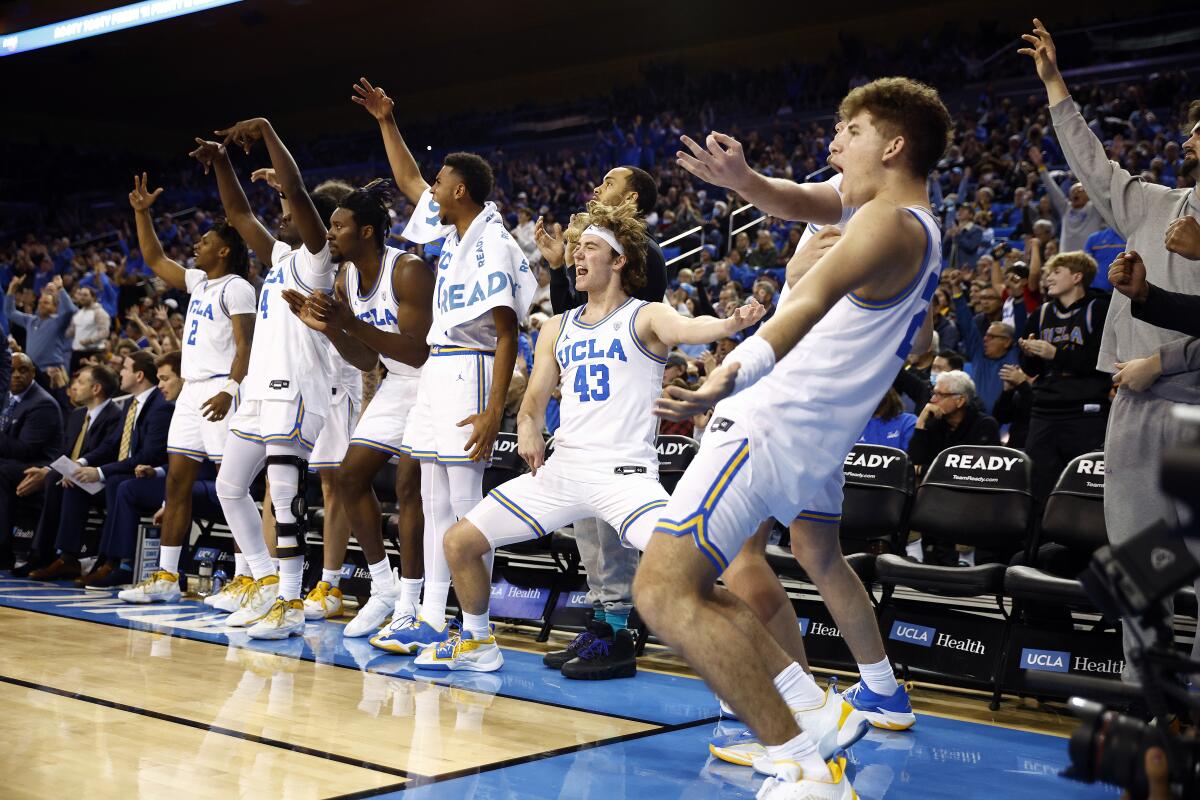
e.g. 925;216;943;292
1182;153;1199;180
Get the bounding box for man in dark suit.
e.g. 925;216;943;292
14;364;123;576
0;352;64;564
30;350;172;581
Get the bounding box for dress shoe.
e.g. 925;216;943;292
90;567;132;589
76;562;114;587
29;557;81;581
12;556;53;578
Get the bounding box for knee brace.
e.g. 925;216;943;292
265;454;310;550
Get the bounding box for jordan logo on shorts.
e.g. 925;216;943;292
269;379;291;390
710;417;735;433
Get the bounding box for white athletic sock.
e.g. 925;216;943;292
158;545;182;576
368;559;397;596
234;552;249;578
905;538;924;562
321;568;342;587
420;581;450;625
278;553;303;601
958;548;976;567
399;577;423;617
856;657;899;696
766;731;832;782
246;550;276;581
774;661;826;710
462;611;491;640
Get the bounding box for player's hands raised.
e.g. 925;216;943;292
129;172;164;211
654;361;737;421
201;391;233;422
677;131;755;194
725;298;767;333
215;118;268;155
1109;250;1149;302
1018;18;1064;87
351;78;395;122
534;217;566;269
516;417;545;476
250;168;283;192
188;138;226;175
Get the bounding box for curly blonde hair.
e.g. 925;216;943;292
839;77;952;176
567;199;647;295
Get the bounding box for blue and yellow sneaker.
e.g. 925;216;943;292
369;615;457;655
842;681;916;730
413;629;504;672
709;687;869;768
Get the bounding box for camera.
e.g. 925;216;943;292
1055;407;1200;800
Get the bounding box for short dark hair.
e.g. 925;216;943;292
620;166;658;216
937;349;965;371
443;152;495;205
212;221;249;277
128;349;157;384
338;179;394;249
86;364;119;399
155;350;182;377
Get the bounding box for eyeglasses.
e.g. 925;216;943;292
930;390;962;399
983;332;1011;340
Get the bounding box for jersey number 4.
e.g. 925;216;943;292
573;364;611;402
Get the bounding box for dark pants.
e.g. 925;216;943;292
1026;411;1108;502
54;474;135;555
98;476;165;561
0;458;39;546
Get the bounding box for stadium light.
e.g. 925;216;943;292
1;0;243;58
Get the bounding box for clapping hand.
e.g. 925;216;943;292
533;217;566;268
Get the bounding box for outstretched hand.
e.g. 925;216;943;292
214;118;267;155
188;138;226;174
534;217;566;269
351;77;395;122
654;362;739;421
250;168;283;193
128;172;164;211
676;131;754;192
726;298;767;333
1017;18;1063;87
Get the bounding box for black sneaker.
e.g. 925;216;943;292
543;618;614;669
561;628;636;680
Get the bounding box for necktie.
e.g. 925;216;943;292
119;398;138;460
71;412;91;460
0;394;16;434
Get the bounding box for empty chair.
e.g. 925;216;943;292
655;434;698;494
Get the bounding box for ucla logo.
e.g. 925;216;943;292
188;298;215;320
356;307;399;328
263;265;285;285
1020;648;1070;673
889;620;935;648
556;338;628;370
339;563;356;578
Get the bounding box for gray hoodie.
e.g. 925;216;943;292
1050;97;1200;404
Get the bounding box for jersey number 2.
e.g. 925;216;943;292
187;320;198;345
573;364;610;402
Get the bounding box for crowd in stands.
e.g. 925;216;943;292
1;31;1196;571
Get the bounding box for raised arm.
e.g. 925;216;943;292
127;173;188;292
676;132;844;224
215;118;326;254
515;315;562;475
189;139;278;264
352;78;430;205
638;298;765;352
1031;147;1068;217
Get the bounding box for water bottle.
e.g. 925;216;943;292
196;558;214;597
211;569;227;598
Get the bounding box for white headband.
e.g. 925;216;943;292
582;225;625;256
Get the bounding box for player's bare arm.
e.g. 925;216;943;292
635;298;766;353
352;77;430;205
458;306;519;462
127;173;188;291
514;315;562;475
189;138;278;263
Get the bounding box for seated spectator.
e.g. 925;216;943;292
15;363;123;576
895;332;938;413
746;229;778;268
858;388;917;450
930;287;960;354
908;370;1000;470
0;352;65;564
28;350;172;581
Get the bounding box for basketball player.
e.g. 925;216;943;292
194;117;341;639
411;201;763;672
280;180;435;637
349;78;529;655
188;142;357;621
118;175;256;604
639;78;951;798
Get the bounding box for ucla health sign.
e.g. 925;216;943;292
880;607;1003;683
1019;648;1071;673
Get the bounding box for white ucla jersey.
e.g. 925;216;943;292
181;270;256;382
550;298;665;478
780;172;854;305
322;338;362;402
347;246;420;379
241;242;335;415
717;205;942;519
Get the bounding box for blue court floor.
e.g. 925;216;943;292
0;576;1117;798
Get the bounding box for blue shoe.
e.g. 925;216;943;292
843;681;916;730
369;615;457;655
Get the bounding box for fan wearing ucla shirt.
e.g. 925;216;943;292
281;179;434;639
411;201;764;674
120;174;255;606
